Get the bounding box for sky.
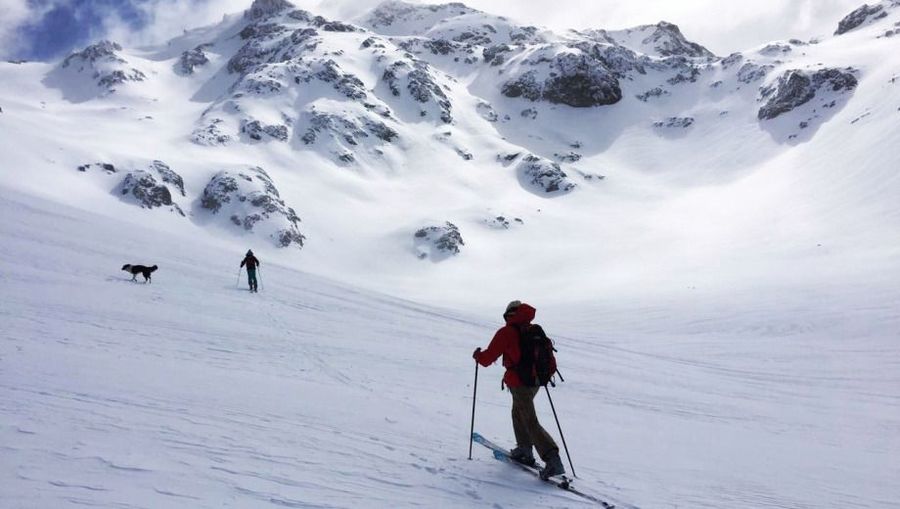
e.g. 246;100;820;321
0;0;864;61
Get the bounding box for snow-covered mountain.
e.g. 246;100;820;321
1;1;899;507
2;0;898;303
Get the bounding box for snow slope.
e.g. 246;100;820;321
2;189;898;508
2;0;900;507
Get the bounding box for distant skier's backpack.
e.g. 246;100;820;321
515;324;557;387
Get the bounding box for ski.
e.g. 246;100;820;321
472;432;623;508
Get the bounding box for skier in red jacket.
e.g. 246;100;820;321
473;300;564;479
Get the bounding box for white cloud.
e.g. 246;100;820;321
102;0;254;48
0;0;38;59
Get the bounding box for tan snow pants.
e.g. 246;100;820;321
510;385;559;460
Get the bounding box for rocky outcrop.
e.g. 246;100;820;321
633;22;715;58
241;119;289;141
200;166;305;248
654;117;694;129
835;4;887;35
758;68;858;120
245;0;294;21
192;118;232;146
738;61;773;84
414;222;464;259
59;40;146;93
502;52;622;108
149;160;185;196
77;162;118;174
636;87;670;102
365;1;479;34
382;60;453;123
294;58;368;100
177;44;211;75
118;170;184;216
483;215;523;229
517;154;577;195
300;108;398;164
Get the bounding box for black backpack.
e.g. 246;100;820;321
515;324;558;387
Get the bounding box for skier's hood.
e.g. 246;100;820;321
505;303;536;325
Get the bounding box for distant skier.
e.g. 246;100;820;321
240;250;260;292
472;300;565;480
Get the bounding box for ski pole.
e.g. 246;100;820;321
545;385;576;478
236;267;242;288
257;266;263;291
468;360;479;460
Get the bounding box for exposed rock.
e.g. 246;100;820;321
483;44;511;65
177;44;211;75
60;40;146;92
737;62;773;84
76;162;117;174
835;4;887;35
192;118;233;146
382;60;453;122
227;24;295;74
118;170;184;216
636;87;670;102
517;154;577;194
149;160;185;196
455;148;474;160
361;37;385;49
502;71;541;101
414;222;464;259
315;19;359;32
497;152;521;164
758;68;858;120
241;119;289;141
721;52;743;69
483;215;523;229
554;152;582;162
201;166;304;248
653;116;694;129
476;101;498;122
638;22;715;58
294;59;368;100
245;0;293;21
760;43;793;56
300;109;398;163
62;40;124;66
576;170;606;181
520;108;538;120
666;66;701;85
365;1;478;33
502;52;622;107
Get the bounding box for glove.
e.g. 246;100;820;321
472;347;482;360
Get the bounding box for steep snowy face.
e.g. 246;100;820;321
363;0;482;36
600;22;716;58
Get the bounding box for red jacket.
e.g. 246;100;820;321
475;303;536;388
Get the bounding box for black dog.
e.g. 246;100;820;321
121;264;158;283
